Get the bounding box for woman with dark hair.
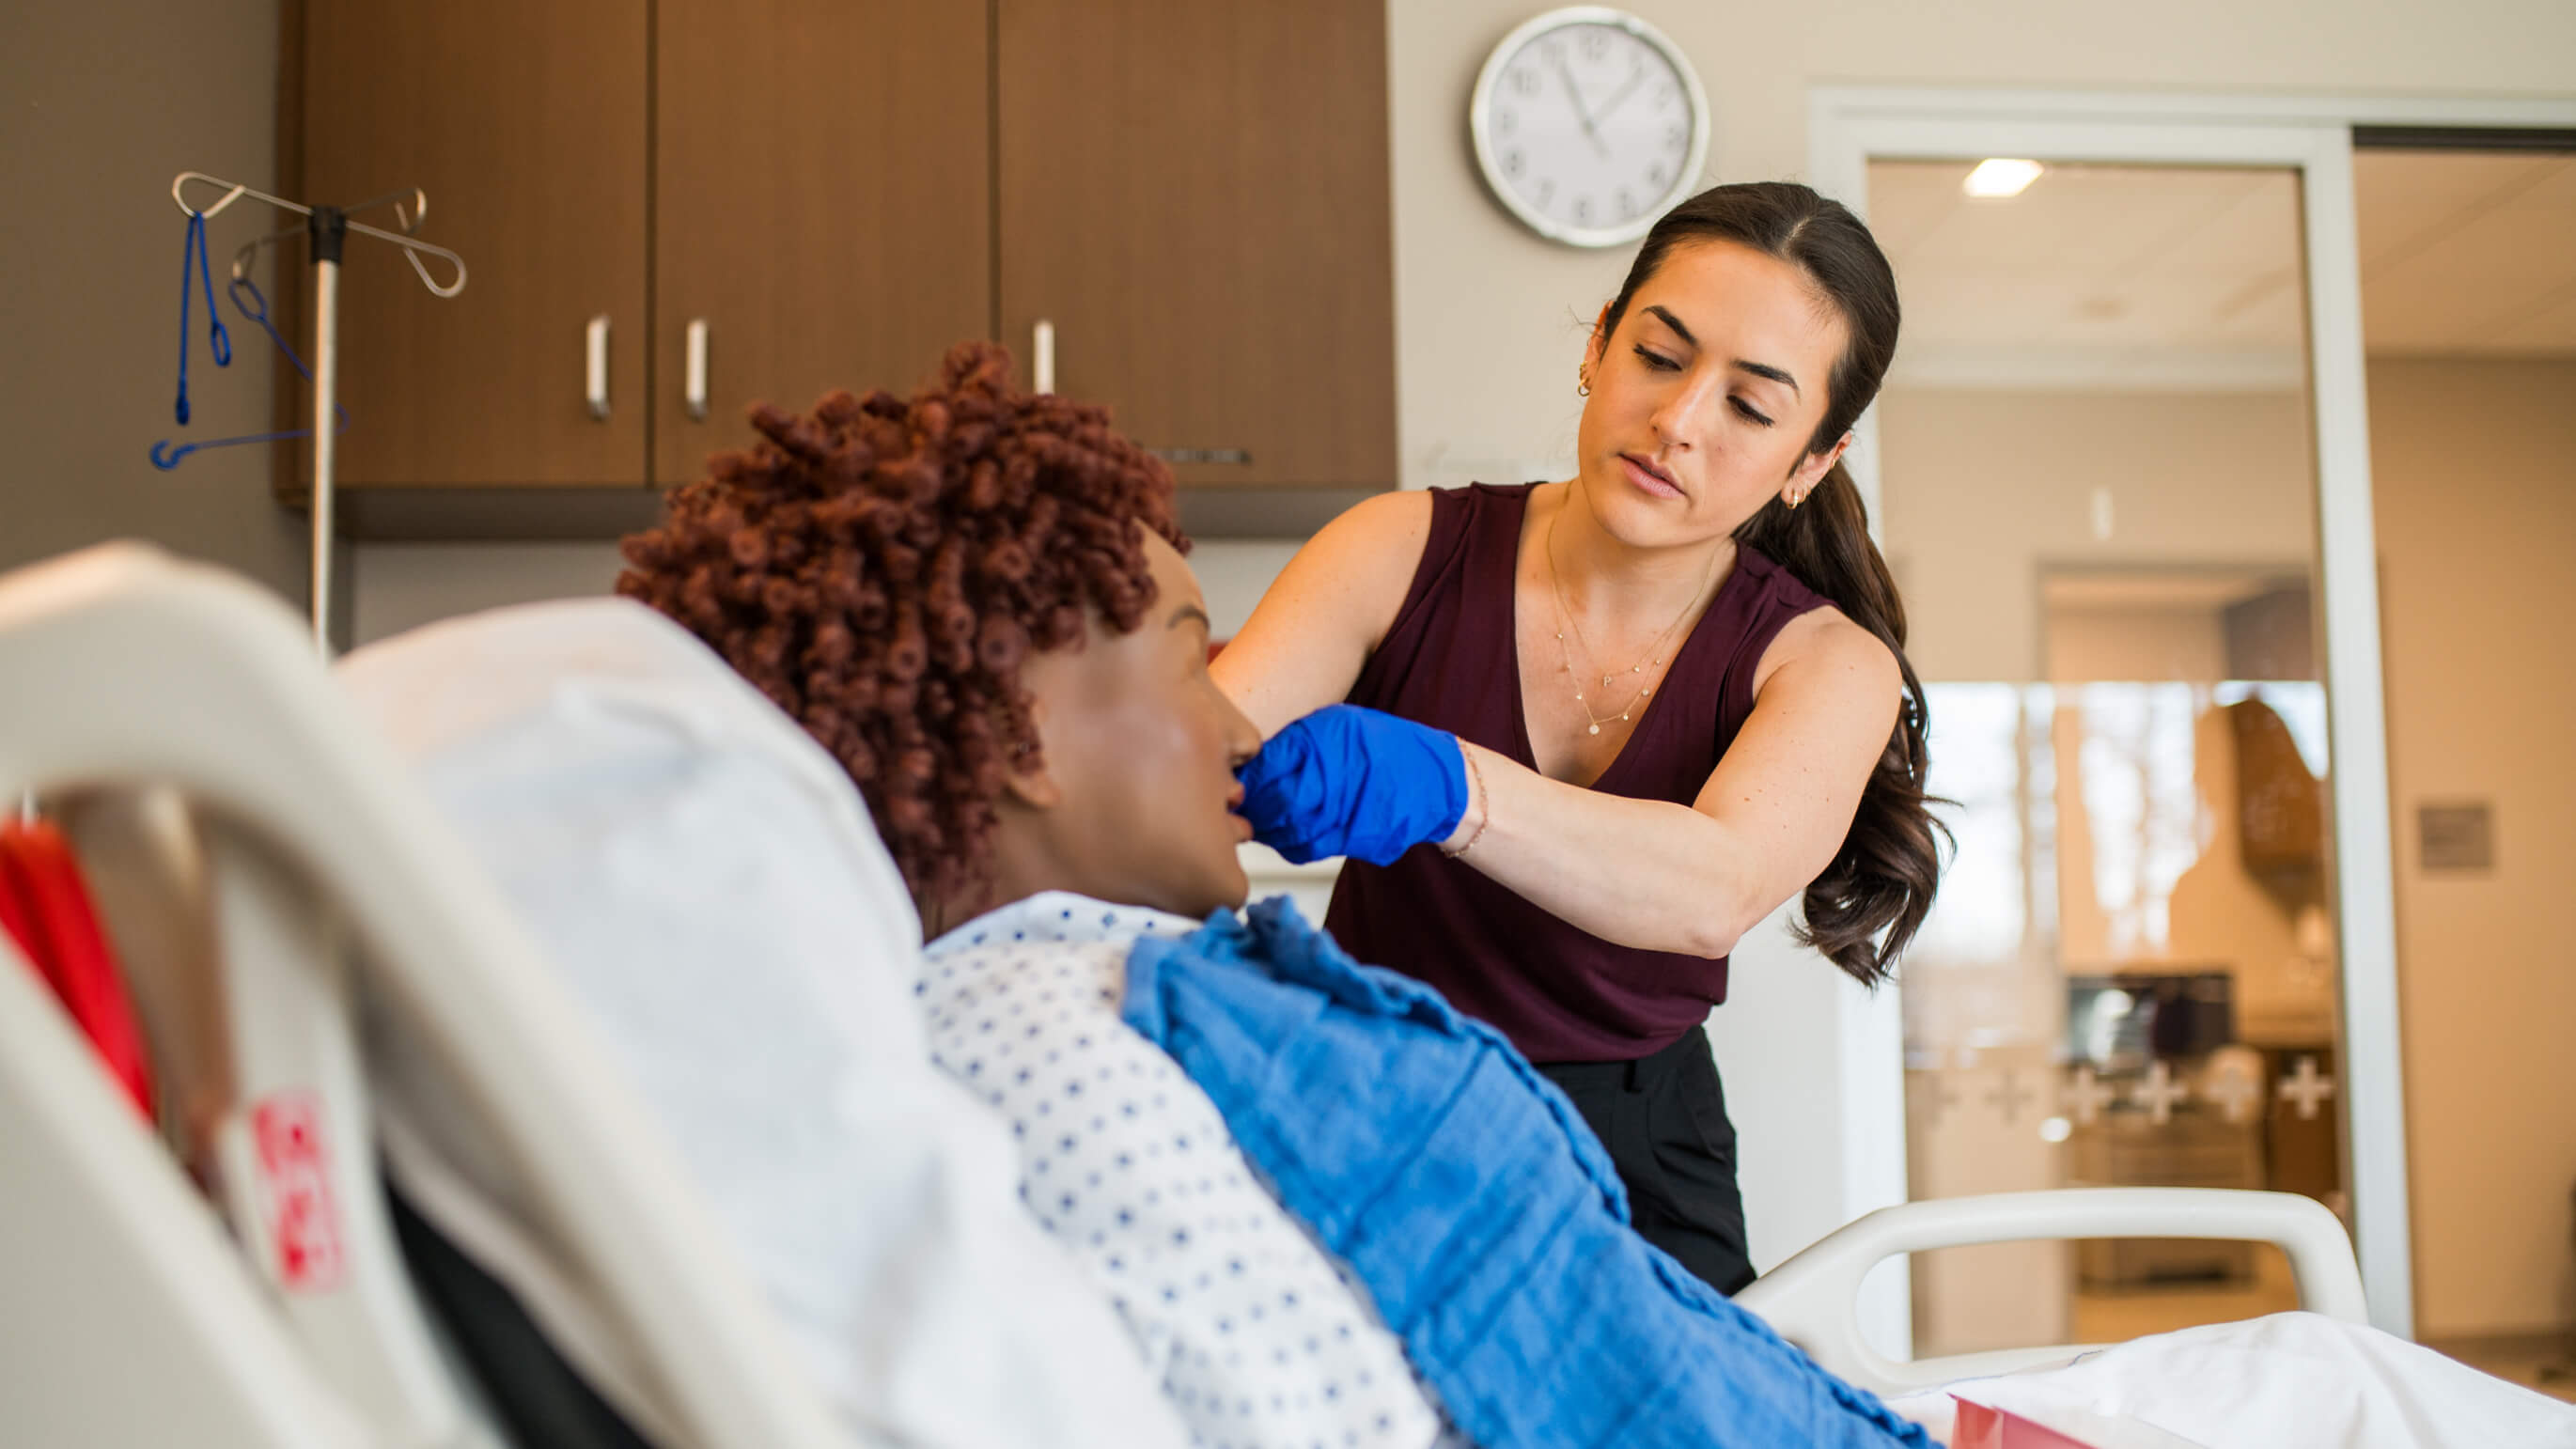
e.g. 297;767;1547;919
1214;181;1944;1297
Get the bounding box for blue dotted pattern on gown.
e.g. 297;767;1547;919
1122;896;1935;1449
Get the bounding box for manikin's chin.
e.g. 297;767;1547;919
1189;861;1253;919
1122;857;1248;922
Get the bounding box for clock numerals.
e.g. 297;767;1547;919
1479;16;1702;242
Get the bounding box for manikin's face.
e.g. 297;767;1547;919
1001;532;1264;919
1577;239;1851;548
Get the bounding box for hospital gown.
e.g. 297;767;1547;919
920;893;1446;1449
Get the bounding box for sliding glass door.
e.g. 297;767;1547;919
1807;101;2410;1352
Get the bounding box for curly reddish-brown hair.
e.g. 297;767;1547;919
617;339;1185;906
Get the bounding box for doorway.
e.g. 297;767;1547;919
1806;93;2437;1359
1868;154;2349;1356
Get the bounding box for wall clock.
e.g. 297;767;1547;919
1469;8;1711;248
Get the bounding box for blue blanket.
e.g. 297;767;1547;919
1122;897;1934;1449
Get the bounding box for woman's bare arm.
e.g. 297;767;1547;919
1221;493;1898;959
1210;491;1431;738
1443;607;1901;958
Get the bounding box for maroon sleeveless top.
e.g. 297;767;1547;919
1322;483;1832;1063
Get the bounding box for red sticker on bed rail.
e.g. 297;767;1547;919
252;1091;345;1293
1950;1398;2102;1449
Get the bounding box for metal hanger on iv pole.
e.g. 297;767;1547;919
162;172;469;651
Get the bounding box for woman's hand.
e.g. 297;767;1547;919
1235;705;1469;866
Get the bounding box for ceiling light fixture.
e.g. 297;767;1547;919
1964;158;2044;198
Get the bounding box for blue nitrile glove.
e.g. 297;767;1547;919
1236;704;1469;866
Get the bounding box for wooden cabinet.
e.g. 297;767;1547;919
996;0;1395;491
290;0;1392;503
299;0;648;489
653;0;992;485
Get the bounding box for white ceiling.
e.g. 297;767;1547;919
1869;150;2576;391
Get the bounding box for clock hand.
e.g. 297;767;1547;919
1591;63;1649;128
1549;51;1608;157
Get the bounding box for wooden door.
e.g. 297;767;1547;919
654;0;993;487
299;0;648;489
996;0;1397;491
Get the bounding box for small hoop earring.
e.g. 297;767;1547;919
1575;375;1591;398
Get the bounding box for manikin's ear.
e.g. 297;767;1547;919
1783;430;1855;503
999;758;1064;812
997;694;1066;812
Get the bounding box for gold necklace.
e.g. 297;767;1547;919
1544;502;1720;737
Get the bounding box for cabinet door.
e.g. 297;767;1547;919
655;0;992;486
996;0;1397;491
300;0;648;488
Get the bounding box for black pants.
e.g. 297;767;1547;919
1536;1024;1755;1297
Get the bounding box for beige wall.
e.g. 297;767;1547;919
3;0;304;601
1388;0;2576;1296
341;537;1306;649
1383;0;2576;499
1884;366;2576;1338
1880;388;2319;683
2371;358;2576;1340
347;542;625;647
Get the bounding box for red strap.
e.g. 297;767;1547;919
0;821;157;1120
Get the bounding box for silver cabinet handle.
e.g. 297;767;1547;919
684;319;710;421
585;315;611;421
1033;319;1055;395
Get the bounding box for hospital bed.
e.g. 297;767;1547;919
0;544;2373;1446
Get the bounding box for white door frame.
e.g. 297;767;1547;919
1811;86;2576;1344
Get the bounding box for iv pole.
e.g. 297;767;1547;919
168;173;468;651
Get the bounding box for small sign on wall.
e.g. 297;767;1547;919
2417;801;2495;873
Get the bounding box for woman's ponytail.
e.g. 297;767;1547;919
1733;464;1945;987
1601;182;1945;987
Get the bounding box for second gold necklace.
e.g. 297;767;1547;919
1544;499;1722;737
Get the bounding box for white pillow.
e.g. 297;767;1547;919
337;598;1187;1449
